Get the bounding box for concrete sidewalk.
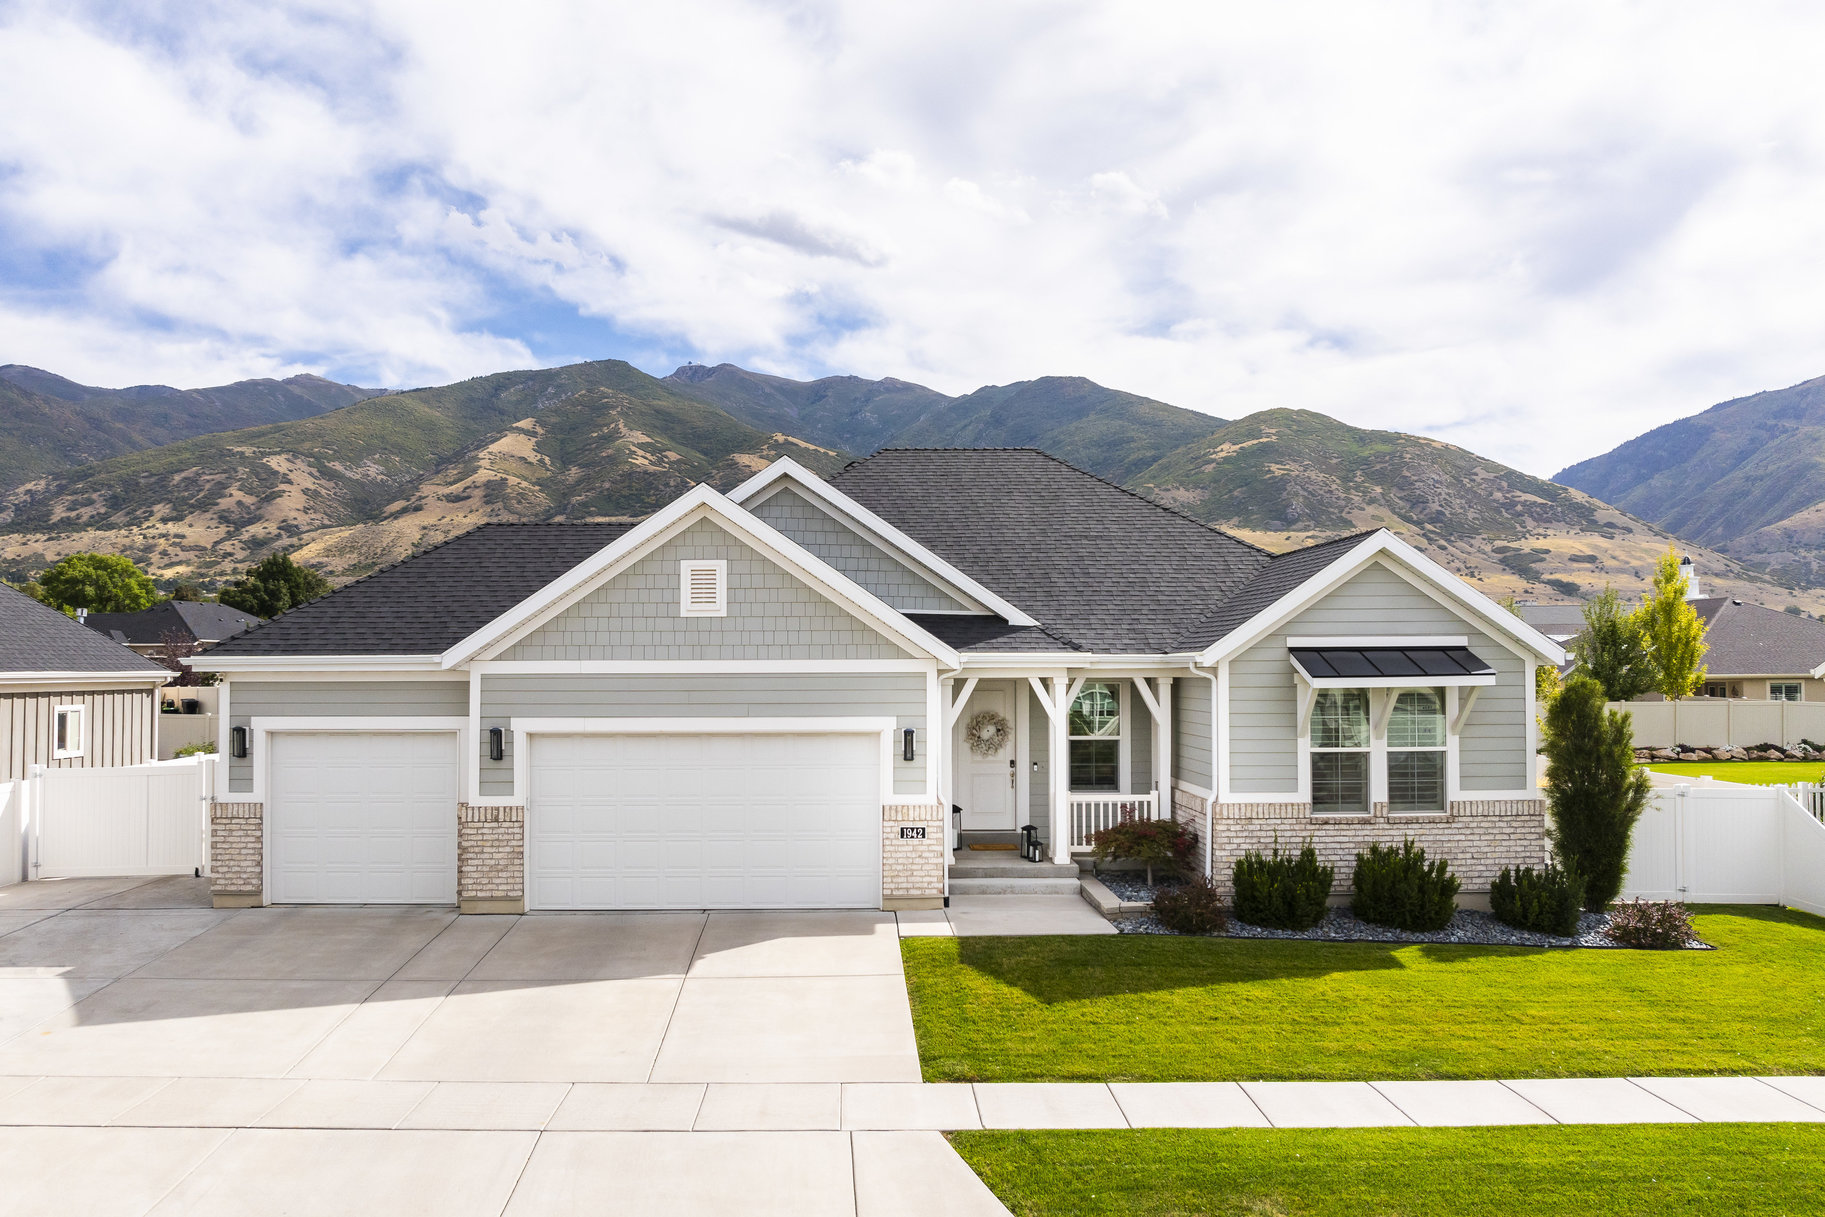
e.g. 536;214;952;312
1;1075;1821;1131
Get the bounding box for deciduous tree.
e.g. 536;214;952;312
1635;548;1708;700
38;553;158;613
218;553;332;618
1574;586;1654;701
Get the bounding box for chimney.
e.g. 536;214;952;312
1679;555;1699;600
75;607;88;625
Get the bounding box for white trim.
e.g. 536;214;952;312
924;666;940;802
217;680;232;768
1811;660;1825;680
728;457;1037;627
1285;635;1469;649
1173;777;1214;802
1452;686;1483;734
51;704;85;760
472;659;935;675
1212;660;1230;804
679;559;728;617
958;654;1193;671
1196;532;1565;667
196;656;448;673
195;668;467;682
0;671;170;689
1288;654;1497;690
438;486;960;669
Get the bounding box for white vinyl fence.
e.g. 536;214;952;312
21;755;216;880
0;781;22;887
1623;782;1825;916
1617;699;1825;750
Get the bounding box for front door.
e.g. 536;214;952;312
957;682;1018;831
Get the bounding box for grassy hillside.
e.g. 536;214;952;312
0;360;843;582
664;364;951;455
1134;409;1817;609
1557;374;1825;587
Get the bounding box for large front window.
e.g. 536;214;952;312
1309;687;1448;815
1310;689;1369;814
1068;682;1121;791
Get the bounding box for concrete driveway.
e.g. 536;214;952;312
0;876;1005;1217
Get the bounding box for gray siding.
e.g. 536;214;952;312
1130;684;1153;794
749;486;971;612
504;518;909;662
480;672;927;797
1227;560;1530;794
0;687;158;782
1174;676;1212;790
227;679;468;793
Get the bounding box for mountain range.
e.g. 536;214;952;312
1557;373;1825;590
0;358;1819;614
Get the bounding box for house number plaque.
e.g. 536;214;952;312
899;826;927;839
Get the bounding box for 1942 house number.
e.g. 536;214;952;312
899;826;926;839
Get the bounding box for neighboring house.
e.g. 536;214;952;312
0;585;173;781
84;601;261;657
1683;596;1825;702
195;450;1563;913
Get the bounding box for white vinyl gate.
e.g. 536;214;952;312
1623;783;1825;916
30;756;215;879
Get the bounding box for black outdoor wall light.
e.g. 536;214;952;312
902;727;916;762
489;727;504;762
230;726;248;759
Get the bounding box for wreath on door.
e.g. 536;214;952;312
964;709;1013;757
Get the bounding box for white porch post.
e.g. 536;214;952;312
1050;675;1071;864
938;676;954;844
1156;676;1173;812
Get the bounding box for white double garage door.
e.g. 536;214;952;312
266;729;882;909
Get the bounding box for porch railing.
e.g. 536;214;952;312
1795;783;1825;825
1069;792;1160;850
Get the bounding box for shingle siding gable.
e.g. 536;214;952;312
747;485;972;612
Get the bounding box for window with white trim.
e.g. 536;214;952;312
1310;689;1370;815
1770;681;1802;702
1068;682;1121;792
679;560;727;617
1386;689;1447;812
53;705;84;760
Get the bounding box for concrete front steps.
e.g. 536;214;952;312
947;852;1084;896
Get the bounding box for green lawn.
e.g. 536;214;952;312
1645;760;1824;786
952;1126;1825;1217
903;907;1825;1082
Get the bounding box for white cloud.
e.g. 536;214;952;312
3;0;1825;473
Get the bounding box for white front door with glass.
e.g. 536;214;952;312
957;682;1018;831
1310;687;1448;816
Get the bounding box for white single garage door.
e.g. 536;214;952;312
528;732;881;910
267;732;459;905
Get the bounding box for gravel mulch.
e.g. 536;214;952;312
1095;874;1711;949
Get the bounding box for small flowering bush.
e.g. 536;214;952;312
1088;817;1197;888
1605;899;1698;949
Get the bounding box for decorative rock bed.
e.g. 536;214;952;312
1637;743;1824;764
1098;874;1712;949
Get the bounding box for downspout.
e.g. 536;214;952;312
1193;661;1218;882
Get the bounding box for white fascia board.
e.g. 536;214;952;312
1813;660;1825;680
0;671;171;689
195;655;448;674
1285;635;1469;649
728;457;1039;627
1195;531;1567;668
443;484;961;670
956;652;1191;672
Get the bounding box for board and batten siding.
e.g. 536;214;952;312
0;687;158;781
502;518;911;663
1173;676;1213;791
748;486;972;612
1227;560;1530;794
225;679;469;793
479;672;928;798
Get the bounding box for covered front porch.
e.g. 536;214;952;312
938;668;1179;865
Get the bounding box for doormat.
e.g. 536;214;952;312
968;843;1019;851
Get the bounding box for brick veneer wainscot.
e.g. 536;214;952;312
458;803;524;913
210;802;263;907
881;801;946;910
1207;799;1548;896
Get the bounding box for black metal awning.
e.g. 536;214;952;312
1289;645;1495;684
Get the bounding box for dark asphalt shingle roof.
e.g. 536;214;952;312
904;613;1080;653
204;523;634;657
833;449;1274;653
86;602;261;647
0;585;168;675
1688;597;1825;676
1171;531;1376;652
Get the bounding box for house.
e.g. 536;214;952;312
84;601;261;658
195;450;1563;913
0;585;173;781
1683;597;1825;702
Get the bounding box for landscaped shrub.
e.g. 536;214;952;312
1152;876;1227;935
1349;839;1459;932
1088;817;1197;888
1545;674;1651;910
1490;863;1585;936
1605;899;1698;949
1231;838;1333;930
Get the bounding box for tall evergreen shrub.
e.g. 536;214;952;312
1231;838;1333;930
1545;674;1650;911
1350;839;1459;931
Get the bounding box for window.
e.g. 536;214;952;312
678;560;727;617
1770;682;1802;702
1310;689;1370;815
1703;683;1729;699
53;705;84;760
1068;682;1121;791
1386;689;1447;813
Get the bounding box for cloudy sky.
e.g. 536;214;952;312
2;1;1823;475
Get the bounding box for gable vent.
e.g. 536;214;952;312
679;560;728;617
